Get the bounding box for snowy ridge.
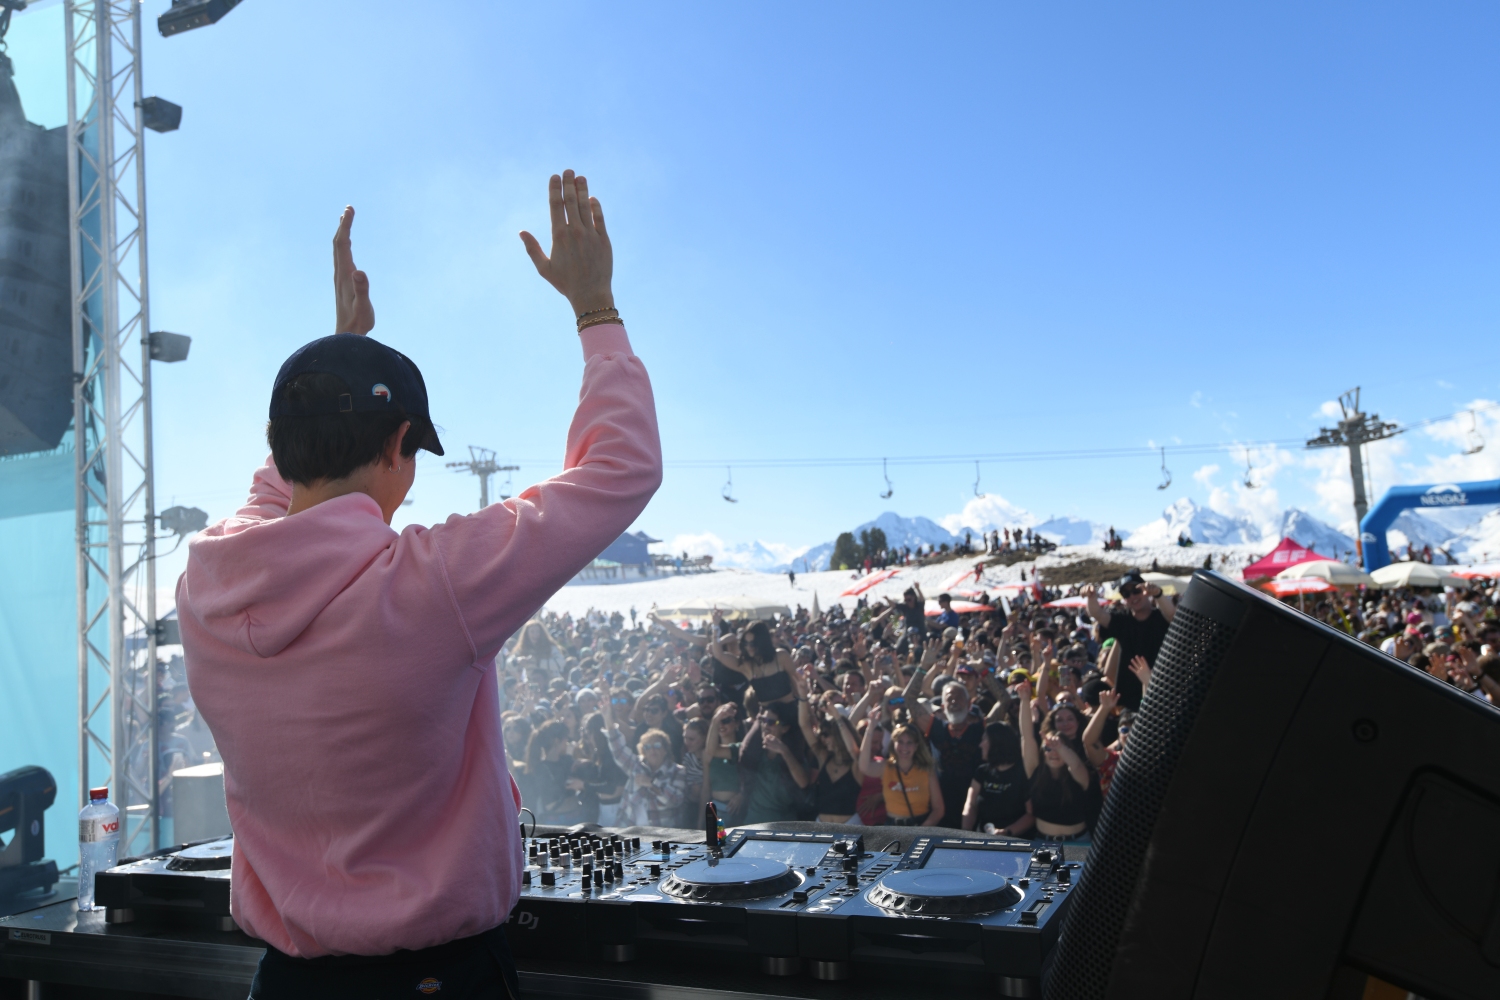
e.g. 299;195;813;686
657;495;1496;577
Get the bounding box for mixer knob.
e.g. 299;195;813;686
631;837;641;850
613;861;624;879
540;871;555;887
541;855;550;868
604;867;615;884
832;843;847;855
522;870;531;885
1057;868;1071;884
842;857;859;871
661;841;672;855
528;844;537;858
845;872;858;888
793;890;809;903
649;864;661;878
806;867;818;877
1018;877;1030;888
593;871;604;887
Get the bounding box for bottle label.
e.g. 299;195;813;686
80;817;121;843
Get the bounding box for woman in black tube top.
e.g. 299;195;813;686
796;681;862;822
706;611;798;705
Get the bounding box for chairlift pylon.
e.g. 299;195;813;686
722;467;738;503
880;458;894;499
1157;447;1172;490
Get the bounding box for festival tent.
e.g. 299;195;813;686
1275;560;1375;588
1242;538;1332;581
841;568;899;597
1368;562;1465;589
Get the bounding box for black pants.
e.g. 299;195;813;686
249;924;520;999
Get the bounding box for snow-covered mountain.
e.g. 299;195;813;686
1278;508;1354;558
658;533;809;572
1129;498;1262;547
1034;515;1120;546
797;512;959;572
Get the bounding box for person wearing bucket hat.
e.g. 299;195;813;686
179;172;661;993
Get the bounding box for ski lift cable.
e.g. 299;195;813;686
503;402;1500;472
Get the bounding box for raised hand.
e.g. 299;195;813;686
1129;655;1152;690
519;170;614;317
333;206;375;335
1097;689;1119;715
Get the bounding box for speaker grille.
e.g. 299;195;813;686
1043;604;1239;1000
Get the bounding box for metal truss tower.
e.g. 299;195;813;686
65;0;161;855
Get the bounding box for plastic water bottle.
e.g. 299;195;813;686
78;785;121;911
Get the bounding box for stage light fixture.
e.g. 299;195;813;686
158;0;245;38
148;331;192;363
139;96;182;133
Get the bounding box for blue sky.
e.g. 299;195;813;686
13;1;1500;576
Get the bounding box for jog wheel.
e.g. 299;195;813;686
661;857;801;901
166;840;233;871
867;868;1022;916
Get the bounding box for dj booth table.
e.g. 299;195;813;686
0;825;1087;1000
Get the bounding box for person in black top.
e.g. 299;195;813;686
962;723;1031;836
927;681;983;818
1084;569;1175;710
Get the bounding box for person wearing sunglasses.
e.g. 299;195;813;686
601;693;684;827
1083;570;1175;711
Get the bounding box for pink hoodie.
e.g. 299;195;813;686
178;324;660;957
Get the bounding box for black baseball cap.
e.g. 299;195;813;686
268;334;444;456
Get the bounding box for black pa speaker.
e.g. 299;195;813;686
1044;570;1500;1000
0;55;73;458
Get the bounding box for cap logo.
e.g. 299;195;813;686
372;383;391;402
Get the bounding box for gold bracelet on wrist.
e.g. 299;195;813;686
577;311;622;333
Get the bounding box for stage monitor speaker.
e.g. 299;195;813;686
1043;569;1500;1000
0;55;73;458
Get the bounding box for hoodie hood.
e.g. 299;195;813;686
180;492;396;657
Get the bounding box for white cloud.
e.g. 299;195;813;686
1192;463;1220;487
1317;400;1343;419
1189;391;1204;408
939;493;1036;534
1413;400;1500;483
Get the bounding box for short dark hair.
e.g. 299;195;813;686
267;372;433;485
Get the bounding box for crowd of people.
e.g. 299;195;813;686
500;565;1500;841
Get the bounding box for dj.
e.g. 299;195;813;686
178;171;661;997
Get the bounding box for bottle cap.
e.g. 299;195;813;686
89;786;109;801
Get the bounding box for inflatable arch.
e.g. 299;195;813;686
1360;479;1500;570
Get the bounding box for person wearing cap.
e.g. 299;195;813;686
180;172;660;995
1083;570;1175;712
